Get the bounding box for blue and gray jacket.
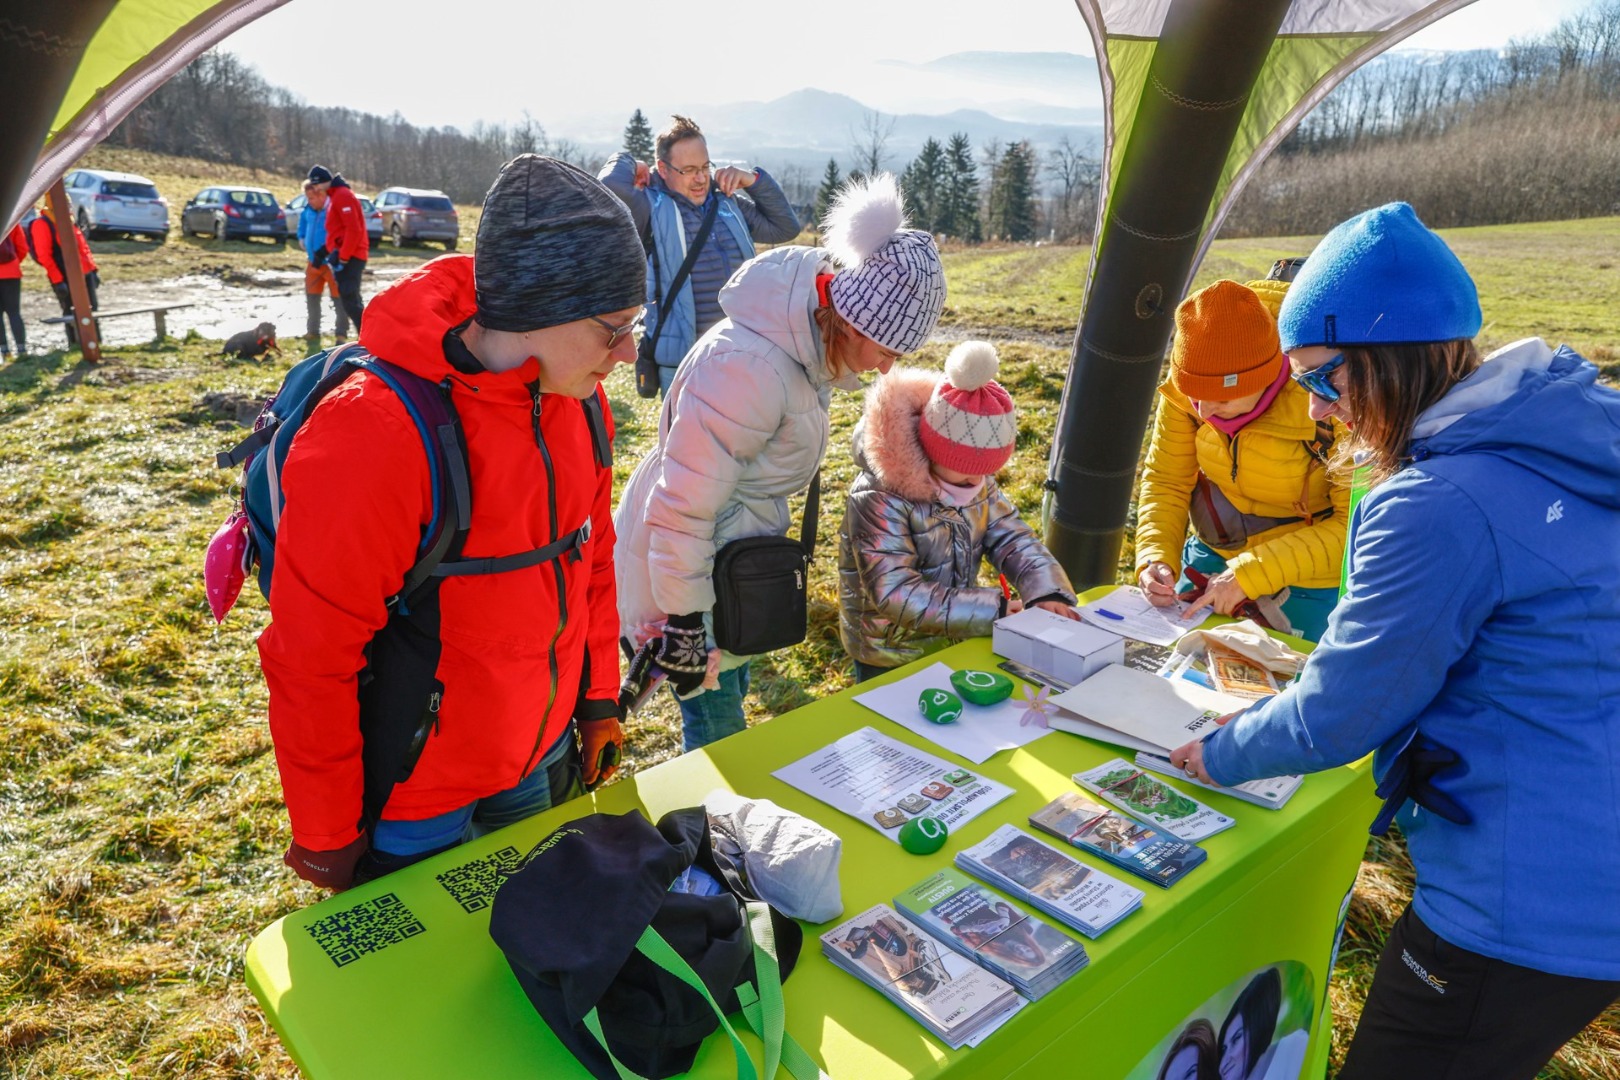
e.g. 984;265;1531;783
599;152;801;369
297;204;328;266
1203;338;1620;981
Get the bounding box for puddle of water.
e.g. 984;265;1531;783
16;265;415;350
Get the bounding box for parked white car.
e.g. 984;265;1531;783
62;168;170;241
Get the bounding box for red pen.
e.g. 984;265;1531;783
999;574;1012;603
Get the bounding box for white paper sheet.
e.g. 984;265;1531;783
1048;664;1253;753
853;662;1054;764
772;726;1015;843
1078;585;1202;646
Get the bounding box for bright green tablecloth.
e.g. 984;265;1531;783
247;634;1378;1080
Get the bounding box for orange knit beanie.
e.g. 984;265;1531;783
1169;279;1285;402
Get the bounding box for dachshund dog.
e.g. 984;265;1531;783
222;322;280;361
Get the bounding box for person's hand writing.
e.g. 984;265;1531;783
713;166;756;196
1181;568;1247;622
1138;562;1178;607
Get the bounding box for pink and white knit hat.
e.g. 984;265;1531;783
919;341;1017;476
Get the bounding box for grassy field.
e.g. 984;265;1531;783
2;201;1618;1077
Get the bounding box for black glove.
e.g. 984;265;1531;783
329;256;346;275
312;245;328;267
654;612;709;697
1371;734;1472;836
52;281;71;303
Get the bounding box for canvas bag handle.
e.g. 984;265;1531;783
581;901;827;1080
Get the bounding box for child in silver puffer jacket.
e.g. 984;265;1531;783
837;341;1078;682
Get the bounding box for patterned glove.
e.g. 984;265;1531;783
284;834;369;891
654;612;709;697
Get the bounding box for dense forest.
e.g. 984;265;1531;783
105;2;1619;243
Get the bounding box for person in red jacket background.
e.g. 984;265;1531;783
259;155;647;889
28;205;99;346
306;164;369;334
0;221;27;359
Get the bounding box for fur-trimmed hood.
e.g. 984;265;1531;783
853;366;940;503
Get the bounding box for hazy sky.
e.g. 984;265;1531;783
223;0;1595;135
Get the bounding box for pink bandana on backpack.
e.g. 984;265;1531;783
205;509;251;623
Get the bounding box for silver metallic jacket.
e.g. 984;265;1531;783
836;368;1075;668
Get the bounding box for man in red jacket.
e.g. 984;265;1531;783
1;221;27;359
306;164;369;333
260;156;647;889
28;206;100;346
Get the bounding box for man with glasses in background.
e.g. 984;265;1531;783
600;114;801;396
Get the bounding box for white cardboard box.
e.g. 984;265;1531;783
991;607;1124;687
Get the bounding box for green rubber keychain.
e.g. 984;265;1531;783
899;816;949;855
918;688;964;724
950;669;1015;706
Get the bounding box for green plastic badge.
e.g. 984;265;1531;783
918;688;963;724
950;669;1015;706
899;816;949;855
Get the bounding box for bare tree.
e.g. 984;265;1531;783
849;110;897;177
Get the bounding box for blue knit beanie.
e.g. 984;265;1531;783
1277;202;1481;352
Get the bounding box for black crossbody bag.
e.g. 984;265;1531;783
636;195;720;399
711;471;819;656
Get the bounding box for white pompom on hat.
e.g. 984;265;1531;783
919;341;1018;476
823;173;947;355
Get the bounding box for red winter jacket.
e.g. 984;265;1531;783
322;180;370;263
0;224;25;280
257;255;620;850
28;214;97;285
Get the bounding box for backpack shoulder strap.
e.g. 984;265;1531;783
1303;419;1336;466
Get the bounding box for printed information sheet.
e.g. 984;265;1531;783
773;726;1015;842
1078;585;1200;646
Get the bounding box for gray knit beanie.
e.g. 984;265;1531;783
474;155;646;332
822;173;946;355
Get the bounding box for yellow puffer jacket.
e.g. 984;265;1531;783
1136;376;1348;598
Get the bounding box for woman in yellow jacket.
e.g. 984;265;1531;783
1135;278;1348;641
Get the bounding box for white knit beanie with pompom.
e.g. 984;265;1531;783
822;173;947;354
919;340;1018;476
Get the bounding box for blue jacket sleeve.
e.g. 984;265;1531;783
1202;469;1502;786
735;169;802;245
598;152;653;247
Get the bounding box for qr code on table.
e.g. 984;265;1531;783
304;892;426;967
435;845;527;913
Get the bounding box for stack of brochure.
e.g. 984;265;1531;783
955;824;1144;939
894;869;1089;1001
1073;758;1236;842
1029;791;1207;888
1133;751;1303;809
821;904;1023;1049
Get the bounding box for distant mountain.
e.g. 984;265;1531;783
880;50;1104;109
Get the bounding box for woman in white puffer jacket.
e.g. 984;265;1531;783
616;174;948;751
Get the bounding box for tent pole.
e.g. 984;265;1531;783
46;180;101;363
1043;0;1293;589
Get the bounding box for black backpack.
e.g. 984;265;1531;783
489;808;826;1080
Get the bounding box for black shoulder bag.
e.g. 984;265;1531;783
710;471;818;656
636;194;720;399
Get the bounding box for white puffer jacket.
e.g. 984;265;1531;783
616;245;855;648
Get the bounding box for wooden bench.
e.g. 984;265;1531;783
42;303;193;343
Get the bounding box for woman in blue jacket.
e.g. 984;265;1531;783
1171;202;1620;1080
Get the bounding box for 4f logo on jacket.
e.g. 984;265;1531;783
1546;500;1564;523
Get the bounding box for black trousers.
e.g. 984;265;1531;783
1340;905;1620;1080
0;278;21;354
332;257;366;333
51;270;100;345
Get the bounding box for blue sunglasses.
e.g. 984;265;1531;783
1292;352;1347;403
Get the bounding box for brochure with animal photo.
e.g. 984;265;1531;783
955;824;1144;939
1029;791;1206;888
772;726;1013;843
1133;751;1304;810
1073;758;1235;842
894;869;1088;1000
820;904;1023;1048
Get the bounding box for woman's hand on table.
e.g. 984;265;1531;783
1182;568;1247;620
1032;599;1082;620
1169;738;1216;785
